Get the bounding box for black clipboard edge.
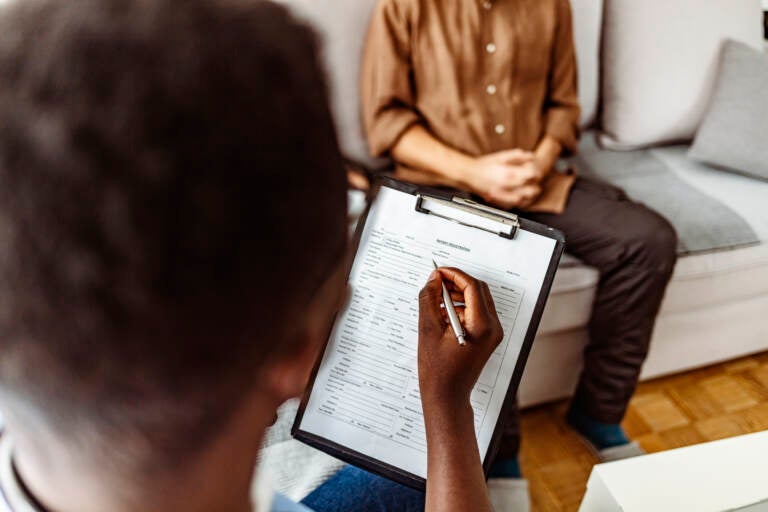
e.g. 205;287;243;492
293;429;426;490
480;217;565;475
290;177;565;491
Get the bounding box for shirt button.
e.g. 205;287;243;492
483;1;492;9
486;84;497;95
494;124;506;135
486;43;496;54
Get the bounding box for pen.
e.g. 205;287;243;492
432;260;467;346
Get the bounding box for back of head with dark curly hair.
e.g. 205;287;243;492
0;0;347;469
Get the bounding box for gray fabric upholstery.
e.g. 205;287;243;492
689;40;768;181
570;0;603;128
650;145;768;241
569;134;759;254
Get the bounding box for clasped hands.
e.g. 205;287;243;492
468;149;547;210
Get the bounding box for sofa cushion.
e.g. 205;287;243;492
524;291;768;407
569;134;759;254
539;143;768;335
570;0;603;129
543;241;768;336
538;262;598;335
689;40;768;181
599;0;763;150
274;0;388;170
651;145;768;241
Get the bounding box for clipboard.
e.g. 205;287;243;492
292;177;565;491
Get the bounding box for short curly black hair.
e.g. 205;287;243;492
0;0;346;465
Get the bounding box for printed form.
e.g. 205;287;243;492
299;187;556;478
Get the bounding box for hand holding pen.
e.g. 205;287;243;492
417;265;504;403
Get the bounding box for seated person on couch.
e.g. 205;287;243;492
362;0;678;504
0;1;505;511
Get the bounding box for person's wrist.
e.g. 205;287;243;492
534;135;562;179
533;155;552;181
453;153;475;179
422;394;474;433
459;156;486;197
421;382;472;414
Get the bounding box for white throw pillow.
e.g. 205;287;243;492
599;0;763;150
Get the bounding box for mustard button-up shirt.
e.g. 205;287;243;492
361;0;580;213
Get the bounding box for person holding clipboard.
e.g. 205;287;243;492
0;1;515;512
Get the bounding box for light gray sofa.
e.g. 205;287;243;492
520;0;768;407
276;0;768;408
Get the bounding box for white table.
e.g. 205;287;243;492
579;431;768;512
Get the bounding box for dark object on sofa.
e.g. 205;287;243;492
763;10;767;39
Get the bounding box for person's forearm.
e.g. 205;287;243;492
534;135;563;178
391;125;477;190
424;401;492;512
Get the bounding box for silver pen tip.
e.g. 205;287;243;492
432;259;439;269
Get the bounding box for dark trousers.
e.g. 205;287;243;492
496;176;678;459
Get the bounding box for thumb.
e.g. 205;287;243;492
419;271;445;331
494;149;534;164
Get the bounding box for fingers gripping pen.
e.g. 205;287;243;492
433;260;467;346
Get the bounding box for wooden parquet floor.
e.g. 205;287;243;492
519;351;768;512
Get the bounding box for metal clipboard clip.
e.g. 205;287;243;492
415;194;519;239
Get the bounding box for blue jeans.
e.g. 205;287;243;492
300;466;425;512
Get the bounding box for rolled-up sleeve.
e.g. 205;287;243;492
543;0;580;154
361;0;422;157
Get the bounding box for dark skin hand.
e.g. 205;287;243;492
418;267;504;512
